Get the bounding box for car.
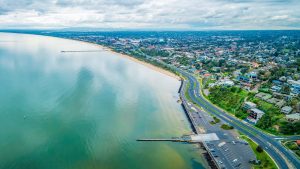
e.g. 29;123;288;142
235;163;241;167
212;153;218;157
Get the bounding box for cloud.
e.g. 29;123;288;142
0;0;299;30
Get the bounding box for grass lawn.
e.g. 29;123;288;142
240;135;278;169
248;97;280;114
184;82;194;103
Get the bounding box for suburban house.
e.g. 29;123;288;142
285;113;300;122
271;86;281;92
243;102;257;110
281;106;293;114
288;80;300;95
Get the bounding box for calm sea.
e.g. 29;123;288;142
0;33;206;169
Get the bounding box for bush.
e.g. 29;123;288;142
220;124;234;130
213;116;220;123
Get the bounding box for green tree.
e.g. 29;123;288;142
256;145;264;153
281;84;290;94
256;113;272;129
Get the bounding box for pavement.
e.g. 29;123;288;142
179;69;300;169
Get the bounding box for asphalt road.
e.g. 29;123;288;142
179;70;300;169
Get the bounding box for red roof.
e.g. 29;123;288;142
296;140;300;145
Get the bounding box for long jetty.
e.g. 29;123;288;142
137;138;186;142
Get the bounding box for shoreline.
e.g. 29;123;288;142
0;31;180;80
75;40;181;80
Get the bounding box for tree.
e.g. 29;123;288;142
256;145;264;153
279;121;300;135
256;113;272;129
241;67;249;74
281;84;290;94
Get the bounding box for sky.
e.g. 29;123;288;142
0;0;299;30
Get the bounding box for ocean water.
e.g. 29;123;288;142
0;33;206;169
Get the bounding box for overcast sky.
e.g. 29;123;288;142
0;0;299;30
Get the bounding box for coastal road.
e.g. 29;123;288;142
181;79;256;169
179;70;300;169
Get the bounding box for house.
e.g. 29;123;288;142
247;108;265;124
247;72;258;80
255;92;272;101
296;140;300;146
218;79;234;87
288;80;300;95
285;113;300;122
212;67;221;72
271;86;281;92
237;75;250;83
272;80;282;86
243;102;257;110
290;92;299;97
281;106;293;114
267;97;281;104
275;100;286;108
233;70;242;78
279;76;287;82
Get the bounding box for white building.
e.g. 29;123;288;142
247;108;265;124
286;113;300;122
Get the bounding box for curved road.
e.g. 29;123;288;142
179;70;300;169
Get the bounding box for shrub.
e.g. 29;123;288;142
220;124;234;130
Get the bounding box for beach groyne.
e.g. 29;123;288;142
178;79;184;93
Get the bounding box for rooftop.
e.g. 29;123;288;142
250;108;265;115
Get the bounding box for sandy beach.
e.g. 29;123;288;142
78;40;181;80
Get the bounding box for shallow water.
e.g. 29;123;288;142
0;33;206;169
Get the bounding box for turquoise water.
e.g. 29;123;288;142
0;33;206;169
